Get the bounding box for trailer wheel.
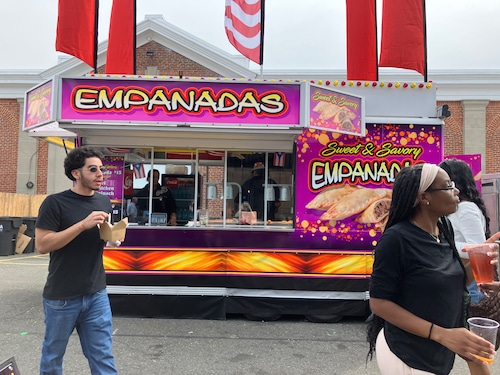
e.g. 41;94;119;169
244;313;282;321
305;314;343;323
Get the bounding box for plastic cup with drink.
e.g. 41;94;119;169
467;317;499;364
465;243;496;284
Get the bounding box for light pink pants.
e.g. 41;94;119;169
376;328;435;375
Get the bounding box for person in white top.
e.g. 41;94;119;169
439;159;491;305
127;197;138;222
439;159;498;375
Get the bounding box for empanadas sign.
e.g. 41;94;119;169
295;123;443;244
59;77;302;127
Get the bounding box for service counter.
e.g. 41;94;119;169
104;224;372;320
128;219;294;230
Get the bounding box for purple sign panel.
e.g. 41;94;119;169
309;85;364;136
100;156;125;203
24;80;54;130
445;153;482;193
59;77;302;126
295;123;443;248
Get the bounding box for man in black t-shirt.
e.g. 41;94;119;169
35;147;118;375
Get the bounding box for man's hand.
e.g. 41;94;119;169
106;240;122;247
82;211;109;230
169;215;177;226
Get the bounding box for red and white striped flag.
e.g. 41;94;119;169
273;152;285;167
133;163;146;179
224;0;264;65
107;147;134;154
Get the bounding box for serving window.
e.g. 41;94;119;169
198;150;294;228
98;147;294;229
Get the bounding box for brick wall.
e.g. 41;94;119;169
205;166;225;218
486;102;500;173
136;41;221;77
36;140;49;194
98;41;222;78
0;99;19;192
0;99;50;194
440;100;464;157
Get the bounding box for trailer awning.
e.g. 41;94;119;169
65;124;298;152
26;121;76;149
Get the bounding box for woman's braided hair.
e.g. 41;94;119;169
366;164;466;361
366;165;423;361
384;165;422;230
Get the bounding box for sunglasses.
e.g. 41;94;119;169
426;181;456;193
80;165;107;174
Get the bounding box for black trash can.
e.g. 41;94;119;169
21;217;37;253
0;217;22;256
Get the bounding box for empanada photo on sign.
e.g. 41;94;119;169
312;101;343;121
306;184;359;210
374;216;389;232
332;107;356;124
355;197;391;224
320;187;388;221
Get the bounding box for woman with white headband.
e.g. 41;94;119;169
367;163;498;375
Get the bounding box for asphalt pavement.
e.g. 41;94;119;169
0;253;496;375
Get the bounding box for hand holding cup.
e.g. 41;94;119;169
468;317;499;364
463;243;498;283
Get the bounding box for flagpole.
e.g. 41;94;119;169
374;0;379;82
133;0;137;75
259;0;265;79
422;0;428;82
93;0;99;73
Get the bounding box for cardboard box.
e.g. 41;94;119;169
99;217;128;242
15;224;32;254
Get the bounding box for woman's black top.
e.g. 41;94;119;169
370;220;465;375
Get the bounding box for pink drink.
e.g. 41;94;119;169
468;247;494;283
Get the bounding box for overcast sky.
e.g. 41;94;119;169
1;0;500;72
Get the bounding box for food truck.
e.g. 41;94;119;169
24;75;444;321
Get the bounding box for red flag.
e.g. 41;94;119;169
346;0;377;81
55;0;98;69
379;0;426;76
106;0;136;74
224;0;264;65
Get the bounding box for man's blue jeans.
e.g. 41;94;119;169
40;289;117;375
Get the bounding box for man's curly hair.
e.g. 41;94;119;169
64;147;104;181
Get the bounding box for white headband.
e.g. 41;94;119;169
413;163;440;207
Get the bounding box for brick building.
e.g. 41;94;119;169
1;14;499;195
